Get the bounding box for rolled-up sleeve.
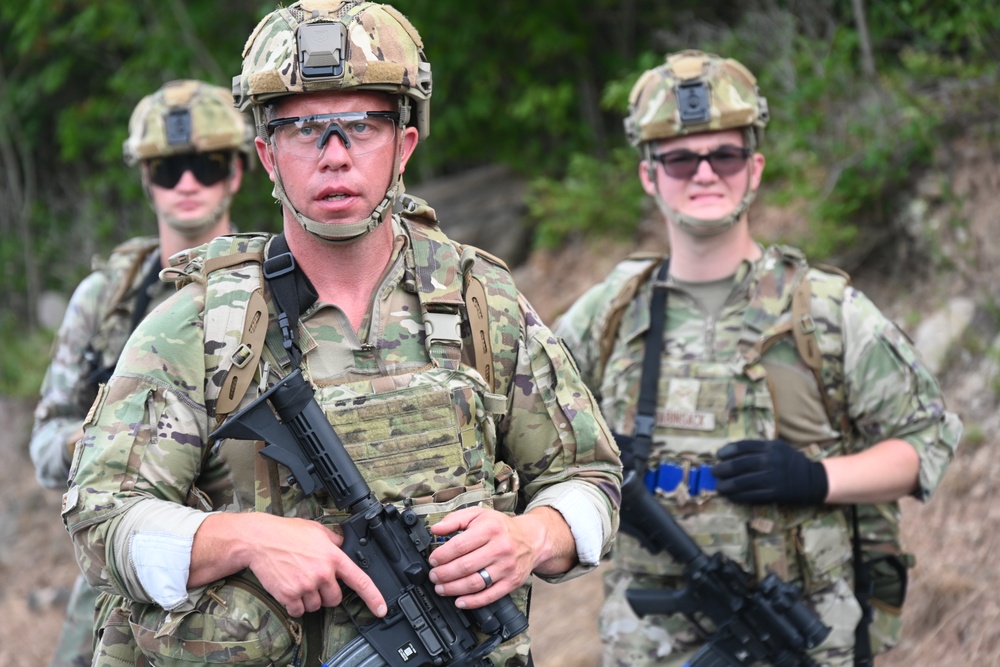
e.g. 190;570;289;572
842;287;962;500
502;295;622;580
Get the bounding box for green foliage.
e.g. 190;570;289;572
526;147;646;249
0;315;53;398
409;0;702;172
2;0;1000;359
809;112;937;256
867;0;1000;63
0;0;279;302
600;51;663;114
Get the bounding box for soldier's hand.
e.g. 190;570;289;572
712;439;828;505
427;507;536;610
244;515;386;619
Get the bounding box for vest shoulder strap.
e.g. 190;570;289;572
740;245;811;359
743;245;852;435
795;260;852;436
98;236;161;321
400;194;521;401
596;252;665;374
172;233;271;420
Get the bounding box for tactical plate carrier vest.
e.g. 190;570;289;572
145;195;531;666
596;246;907;656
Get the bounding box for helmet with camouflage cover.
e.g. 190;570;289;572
125;79;251;237
626;50;769;237
123;79;255;167
234;0;432;244
235;0;431;139
624;49;768;150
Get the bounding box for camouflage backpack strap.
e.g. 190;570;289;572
400;197;466;372
792;260;852;436
739;245;810;359
85;236;161;386
740;245;852;432
167;233;271;420
97;236;161;325
596;252;665;376
399;194;520;403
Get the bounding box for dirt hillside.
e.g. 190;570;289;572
2;136;998;666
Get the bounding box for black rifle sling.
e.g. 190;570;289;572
260;233;324;666
262;233;318;369
628;260;670;474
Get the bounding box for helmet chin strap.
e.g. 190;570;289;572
654;186;757;237
267;135;405;246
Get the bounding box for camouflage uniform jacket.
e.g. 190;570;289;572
31;236;164;489
554;245;961;662
63;215;621;664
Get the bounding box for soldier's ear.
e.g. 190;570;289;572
256;137;276;183
397;126;419;174
639;160;657;196
750;151;765;191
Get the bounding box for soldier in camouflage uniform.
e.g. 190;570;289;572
554;50;961;666
30;79;253;667
61;2;622;666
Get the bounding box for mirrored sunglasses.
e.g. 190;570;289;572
651;146;751;180
147;151;232;189
266;111;400;159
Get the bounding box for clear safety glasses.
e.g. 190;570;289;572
266;111;400;158
651;146;751;180
147;151;231;189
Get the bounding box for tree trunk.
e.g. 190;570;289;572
0;60;40;328
851;0;877;80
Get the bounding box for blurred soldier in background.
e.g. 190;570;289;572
555;50;961;666
30;78;253;667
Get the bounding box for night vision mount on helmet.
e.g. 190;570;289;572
123;79;255;167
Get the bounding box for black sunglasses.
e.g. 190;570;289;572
147;151;232;189
651;146;751;180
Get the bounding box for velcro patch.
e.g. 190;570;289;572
657;409;716;431
61;485;80;517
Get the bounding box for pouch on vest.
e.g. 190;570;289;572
867;553;909;611
94;600;149;667
129;570;303;666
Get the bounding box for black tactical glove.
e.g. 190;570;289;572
712;439;829;505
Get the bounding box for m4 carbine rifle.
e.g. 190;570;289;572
212;369;528;667
620;468;831;667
